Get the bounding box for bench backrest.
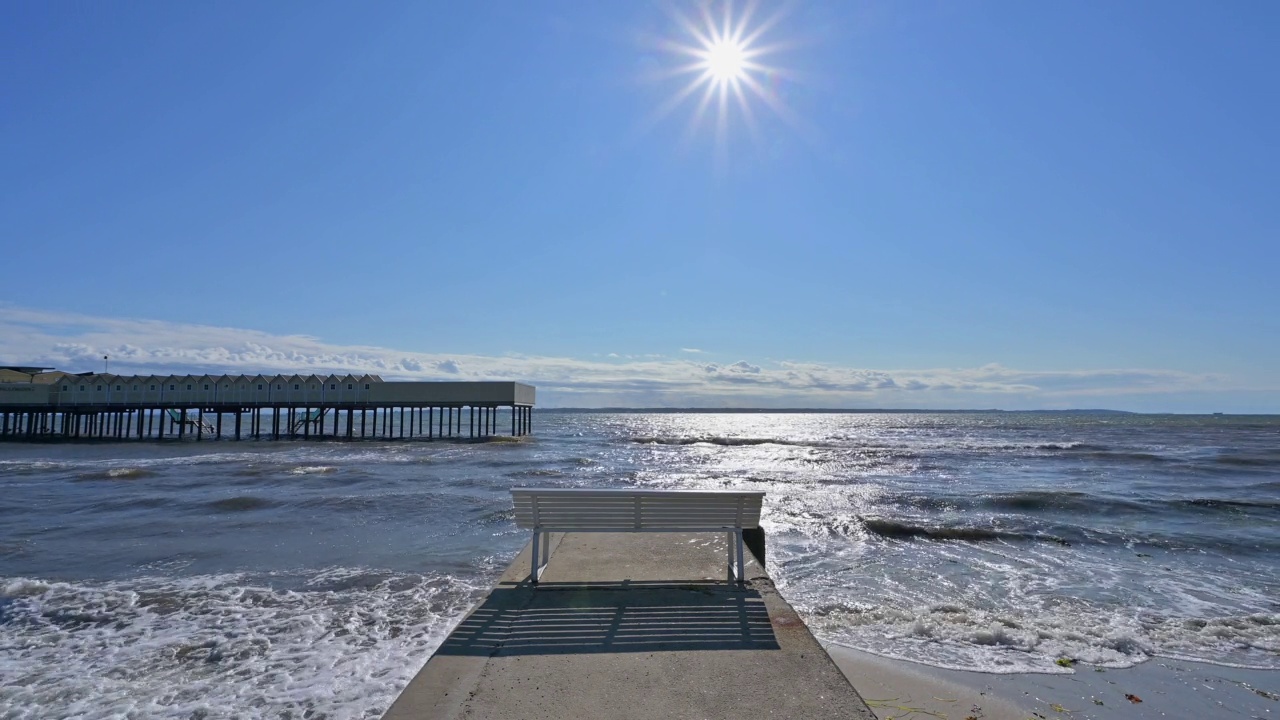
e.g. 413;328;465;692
511;488;764;531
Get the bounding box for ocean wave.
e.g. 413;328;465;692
1038;441;1097;450
1180;497;1280;512
851;512;1280;555
982;490;1148;514
507;468;566;478
1212;454;1280;468
859;517;1072;545
477;508;516;524
287;465;338;475
74;467;158;481
1075;450;1171;463
0;569;484;719
1123;529;1280;555
0;460;67;476
887;489;1278;518
630;436;810;447
82;496;174;513
205;496;276;512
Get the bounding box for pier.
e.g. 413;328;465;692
0;370;535;442
382;531;875;719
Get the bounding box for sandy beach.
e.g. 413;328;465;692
828;643;1280;720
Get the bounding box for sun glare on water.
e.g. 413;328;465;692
648;0;798;150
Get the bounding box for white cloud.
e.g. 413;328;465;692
0;304;1248;410
680;348;705;354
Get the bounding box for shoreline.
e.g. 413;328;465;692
826;643;1280;720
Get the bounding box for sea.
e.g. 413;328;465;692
1;411;1277;718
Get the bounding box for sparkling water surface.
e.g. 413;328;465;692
2;412;1277;718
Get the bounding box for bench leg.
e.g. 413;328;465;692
726;532;735;584
725;530;746;586
736;529;746;587
530;531;551;585
531;531;540;584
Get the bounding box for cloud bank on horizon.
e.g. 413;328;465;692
0;305;1257;412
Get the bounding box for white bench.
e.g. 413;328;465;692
511;488;765;585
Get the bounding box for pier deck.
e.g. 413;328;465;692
382;532;875;720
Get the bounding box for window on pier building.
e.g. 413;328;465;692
97;386;101;391
186;385;191;390
258;385;263;390
150;386;155;391
330;385;335;390
203;385;209;390
116;386;121;391
170;385;174;391
294;385;299;390
347;384;352;390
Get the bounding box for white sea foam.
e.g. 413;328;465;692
764;502;1280;674
0;570;485;719
798;596;1278;674
288;465;338;475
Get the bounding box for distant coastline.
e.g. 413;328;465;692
543;407;1141;414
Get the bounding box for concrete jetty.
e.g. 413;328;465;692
383;532;875;719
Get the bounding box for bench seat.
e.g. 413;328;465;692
511;488;765;585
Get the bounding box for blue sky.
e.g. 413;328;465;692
2;1;1276;411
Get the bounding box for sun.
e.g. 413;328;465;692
702;37;749;85
645;0;798;151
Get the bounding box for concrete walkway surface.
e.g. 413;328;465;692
382;532;875;720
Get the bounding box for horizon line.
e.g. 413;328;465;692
537;407;1261;416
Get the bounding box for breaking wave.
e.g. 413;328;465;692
0;570;484;719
